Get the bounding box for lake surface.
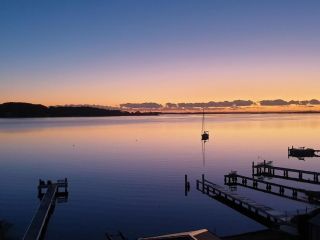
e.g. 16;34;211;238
1;114;320;239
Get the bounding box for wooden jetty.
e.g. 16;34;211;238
252;161;320;184
224;172;320;205
196;175;292;228
37;179;68;201
23;179;68;240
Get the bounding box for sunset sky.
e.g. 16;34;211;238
1;0;320;106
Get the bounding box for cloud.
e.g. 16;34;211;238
165;103;178;108
260;99;289;106
176;100;254;108
120;102;163;109
309;99;320;105
288;100;300;105
120;99;320;109
260;99;320;106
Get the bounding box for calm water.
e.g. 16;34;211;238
1;114;320;239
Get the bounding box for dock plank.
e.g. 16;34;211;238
224;173;320;205
196;176;292;228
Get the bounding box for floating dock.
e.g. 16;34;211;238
196;175;292;228
288;146;320;159
224;172;320;205
252;161;320;184
23;179;68;240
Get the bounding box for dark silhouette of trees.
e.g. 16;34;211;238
0;102;159;118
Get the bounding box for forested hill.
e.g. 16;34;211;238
0;102;159;118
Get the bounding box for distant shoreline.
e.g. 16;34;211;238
1;102;320;118
0;102;159;118
2;111;320;118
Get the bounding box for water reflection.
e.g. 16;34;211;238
201;140;207;167
0;114;320;239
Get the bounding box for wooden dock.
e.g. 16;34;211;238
37;179;68;200
252;161;320;184
23;179;68;240
224;172;320;205
196;175;291;228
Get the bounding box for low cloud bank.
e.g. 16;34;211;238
166;100;254;108
119;99;320;109
120;102;163;109
120;100;254;109
260;99;320;106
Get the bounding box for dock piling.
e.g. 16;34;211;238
185;175;190;196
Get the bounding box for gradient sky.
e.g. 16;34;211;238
1;0;320;105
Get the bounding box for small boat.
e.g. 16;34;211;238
201;131;209;141
201;109;209;141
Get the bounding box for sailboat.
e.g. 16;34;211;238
201;109;209;141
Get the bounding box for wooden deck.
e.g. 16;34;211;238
252;161;320;184
196;175;292;228
224;173;320;205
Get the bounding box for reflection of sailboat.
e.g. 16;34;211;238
202;140;206;166
201;109;209;141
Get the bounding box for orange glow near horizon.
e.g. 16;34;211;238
2;62;320;106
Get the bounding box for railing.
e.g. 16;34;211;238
196;176;289;226
252;161;320;184
224;173;320;205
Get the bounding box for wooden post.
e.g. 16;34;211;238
293;189;297;199
252;162;254;176
202;174;205;193
184;174;190;196
279;186;284;195
64;178;68;193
